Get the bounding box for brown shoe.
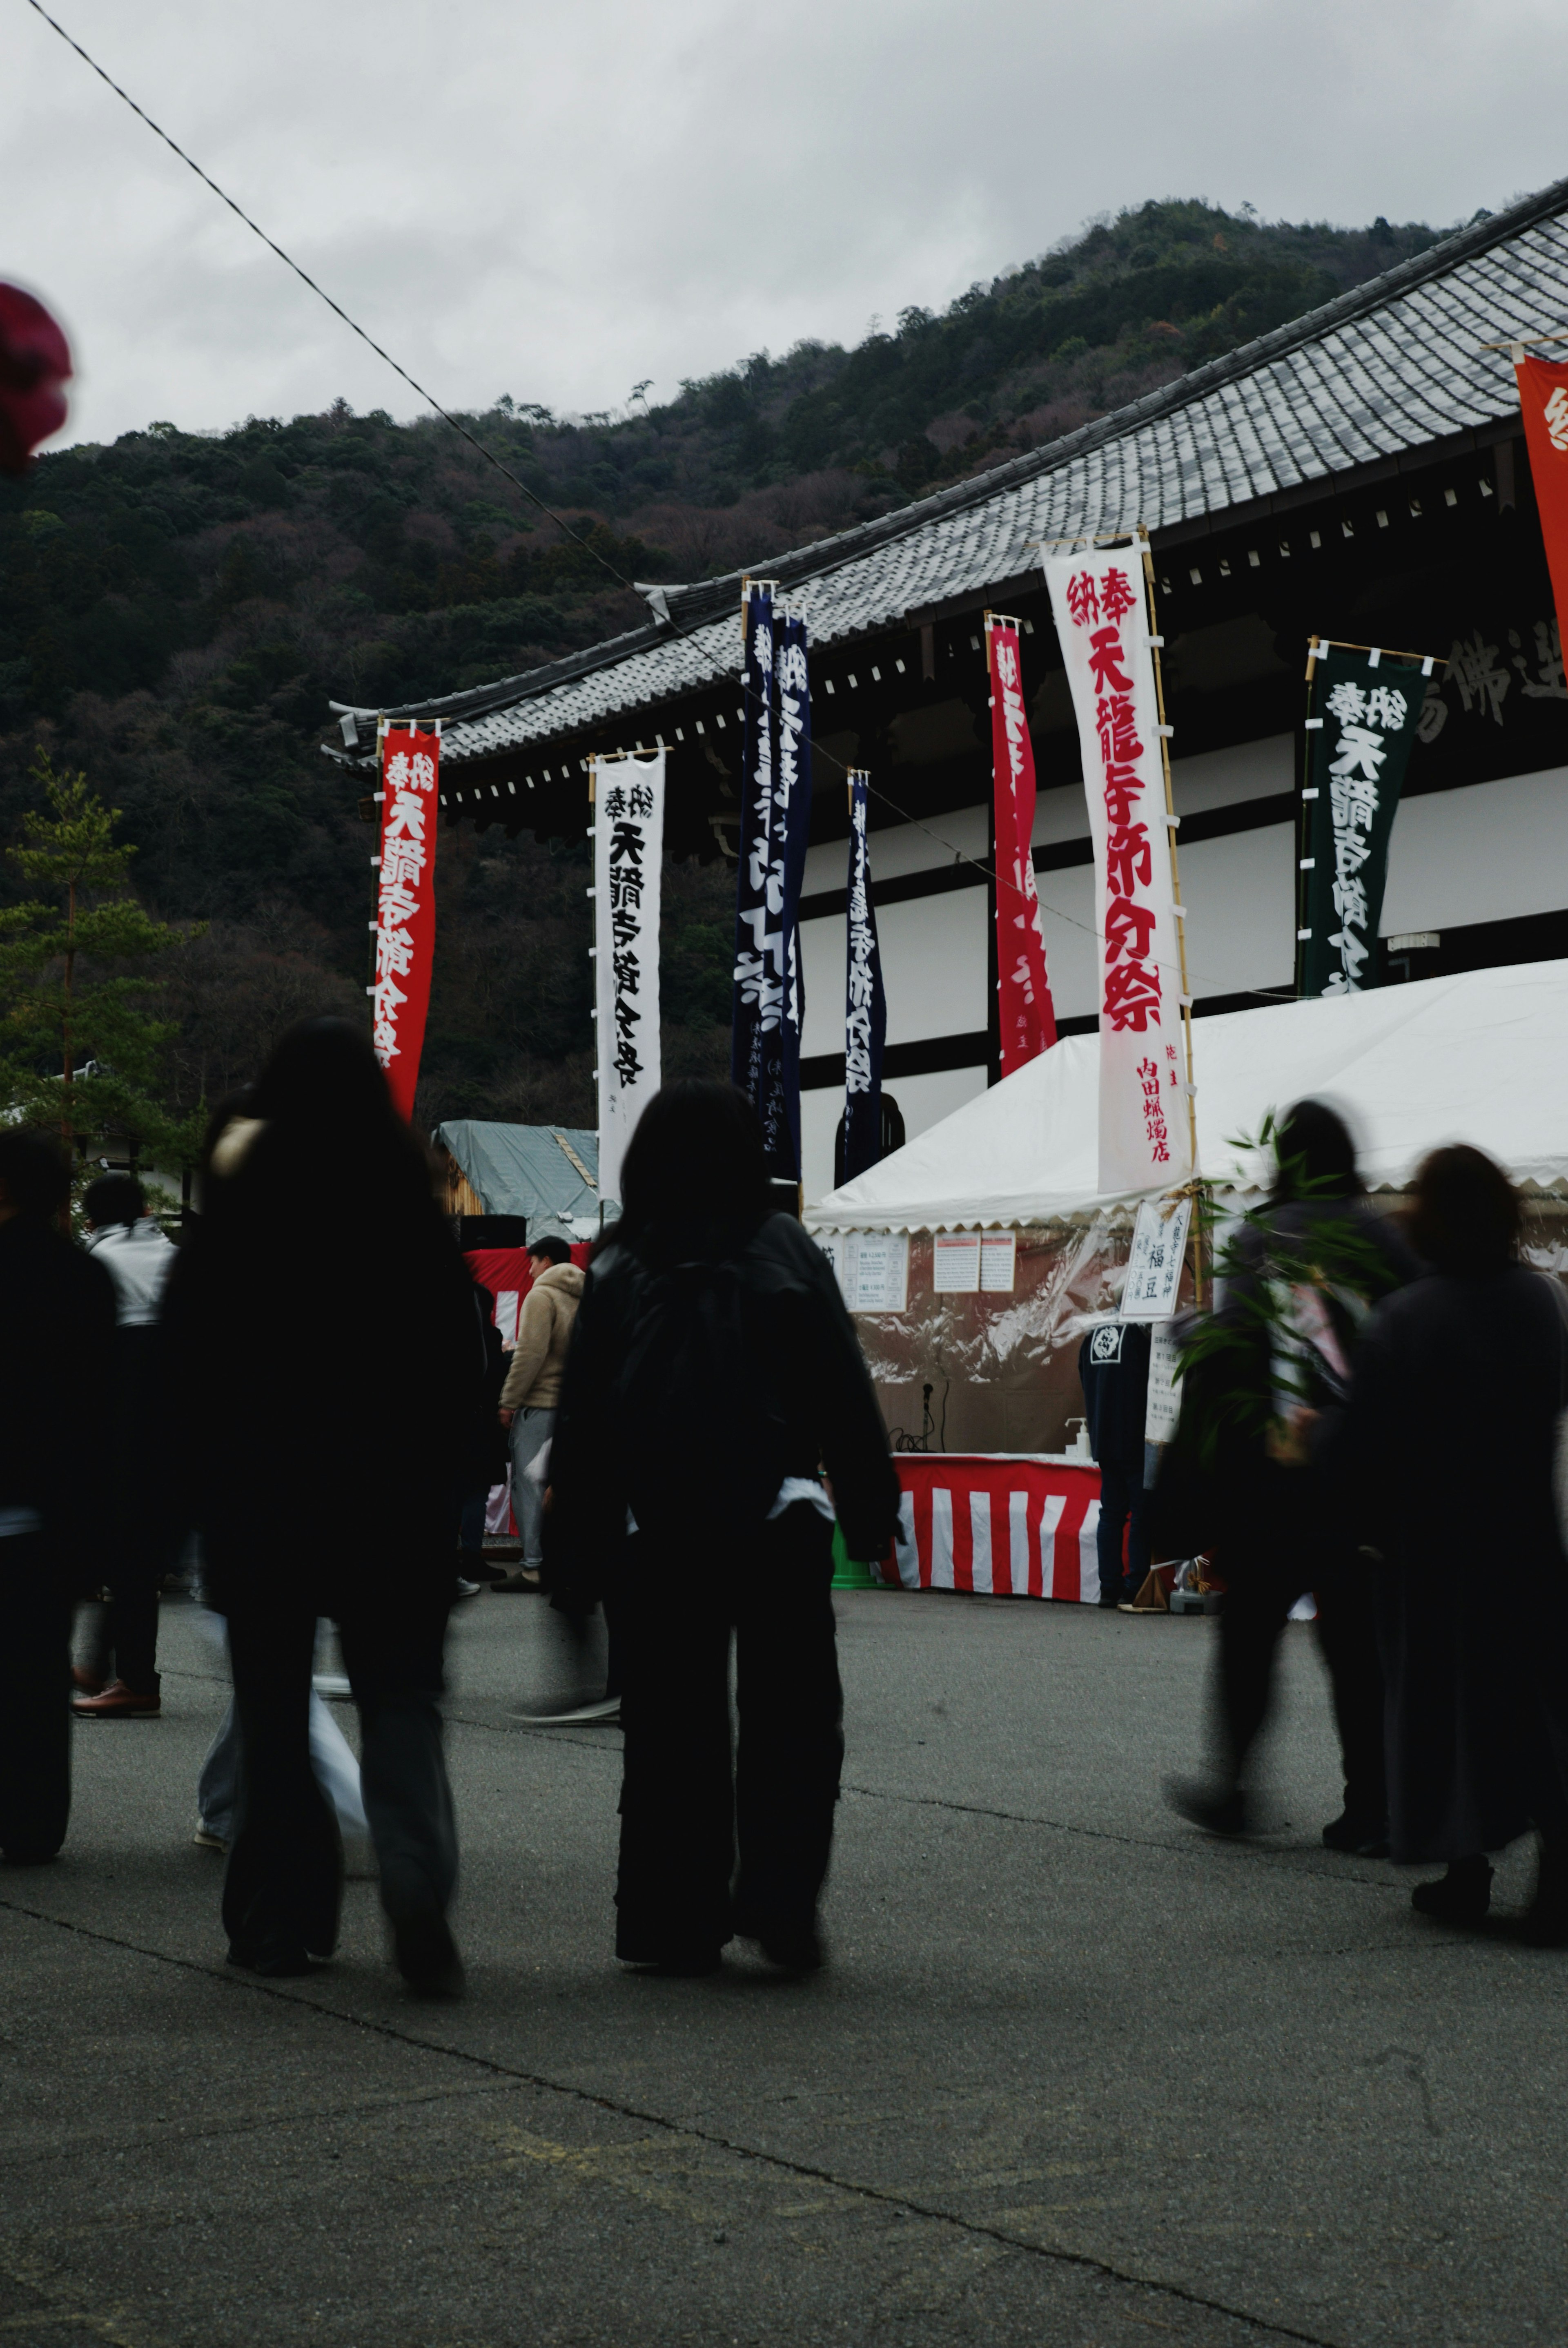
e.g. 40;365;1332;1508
71;1666;107;1695
73;1679;161;1719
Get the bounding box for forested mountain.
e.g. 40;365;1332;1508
0;197;1452;1132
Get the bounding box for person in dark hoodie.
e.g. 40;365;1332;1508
1330;1145;1568;1942
1160;1099;1420;1853
0;1129;116;1861
545;1079;900;1976
162;1021;490;1991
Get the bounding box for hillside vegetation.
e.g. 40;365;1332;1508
0;197;1451;1131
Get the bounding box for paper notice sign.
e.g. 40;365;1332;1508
1145;1317;1184;1441
980;1233;1017;1292
933;1233;981;1293
849;1233;909;1313
1120;1194;1192;1321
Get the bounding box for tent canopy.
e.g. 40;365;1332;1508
436;1120;599;1234
805;960;1568;1232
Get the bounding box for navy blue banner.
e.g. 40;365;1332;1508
731;586;813;1179
842;769;886;1183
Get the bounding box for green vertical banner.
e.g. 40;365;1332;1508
1297;647;1428;996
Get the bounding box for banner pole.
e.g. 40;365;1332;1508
1138;528;1196;1174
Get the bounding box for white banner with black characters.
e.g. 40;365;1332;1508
593;751;664;1207
1044;546;1193;1196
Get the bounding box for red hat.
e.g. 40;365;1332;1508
0;284;72;475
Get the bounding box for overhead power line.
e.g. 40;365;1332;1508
22;0;1020;899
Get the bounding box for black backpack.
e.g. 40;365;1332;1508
608;1247;793;1547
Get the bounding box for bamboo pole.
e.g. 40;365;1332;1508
1137;527;1197;1179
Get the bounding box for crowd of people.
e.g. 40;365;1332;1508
2;1034;1566;1998
1158;1102;1568;1944
0;1026;897;1993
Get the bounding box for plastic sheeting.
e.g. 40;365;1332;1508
437;1120;599;1232
807;959;1568;1232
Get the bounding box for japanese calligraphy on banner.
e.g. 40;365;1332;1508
1514;355;1568;631
986;616;1056;1072
842;769;887;1183
1043;547;1192;1195
1298;647;1425;995
371;724;439;1120
731;584;813;1179
1120;1193;1192;1320
593;750;664;1206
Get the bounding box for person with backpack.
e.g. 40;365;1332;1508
545;1079;900;1976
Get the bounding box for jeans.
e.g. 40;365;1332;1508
507;1406;556;1570
0;1534;71;1860
221;1585;456;1964
198;1621;369;1844
1096;1460;1150;1601
610;1502;842;1961
1216;1552;1386;1825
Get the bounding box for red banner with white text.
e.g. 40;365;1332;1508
1043;548;1192;1195
988;617;1057;1073
372;725;439;1120
1516;355;1568;632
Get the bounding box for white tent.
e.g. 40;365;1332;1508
806;959;1568;1232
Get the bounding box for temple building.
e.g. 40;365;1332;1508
328;179;1568;1202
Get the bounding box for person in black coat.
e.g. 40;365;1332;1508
546;1079;901;1976
0;1129;116;1861
1160;1100;1421;1851
1077;1318;1152;1606
1330;1145;1568;1941
163;1022;491;1990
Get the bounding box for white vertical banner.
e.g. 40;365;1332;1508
1043;546;1194;1195
592;750;665;1207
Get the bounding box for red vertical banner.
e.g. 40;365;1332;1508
987;615;1057;1074
371;724;439;1120
1515;355;1568;628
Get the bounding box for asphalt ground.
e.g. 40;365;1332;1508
1;1583;1564;2348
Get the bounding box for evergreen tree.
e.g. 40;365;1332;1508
0;751;203;1174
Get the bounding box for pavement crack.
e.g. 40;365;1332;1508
0;1891;1347;2348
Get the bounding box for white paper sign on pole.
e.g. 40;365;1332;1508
1042;546;1194;1195
592;751;665;1209
1120;1193;1192;1320
1145;1318;1185;1442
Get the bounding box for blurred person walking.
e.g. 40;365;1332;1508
494;1233;584;1594
1160;1101;1419;1852
0;1130;116;1862
73;1174;176;1719
163;1021;490;1991
1331;1146;1568;1940
546;1080;900;1976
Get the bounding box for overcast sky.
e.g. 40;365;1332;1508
10;0;1568;453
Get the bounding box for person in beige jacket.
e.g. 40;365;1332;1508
497;1235;585;1585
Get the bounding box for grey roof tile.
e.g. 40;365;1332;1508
358;185;1568;767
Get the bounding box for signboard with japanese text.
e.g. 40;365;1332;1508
987;618;1056;1072
371;724;439;1119
1119;1193;1192;1321
980;1233;1017;1293
1515;354;1568;633
1043;546;1193;1195
1144;1318;1184;1442
933;1232;982;1293
731;586;813;1181
842;769;887;1182
814;1231;909;1314
1298;648;1426;995
593;751;664;1206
